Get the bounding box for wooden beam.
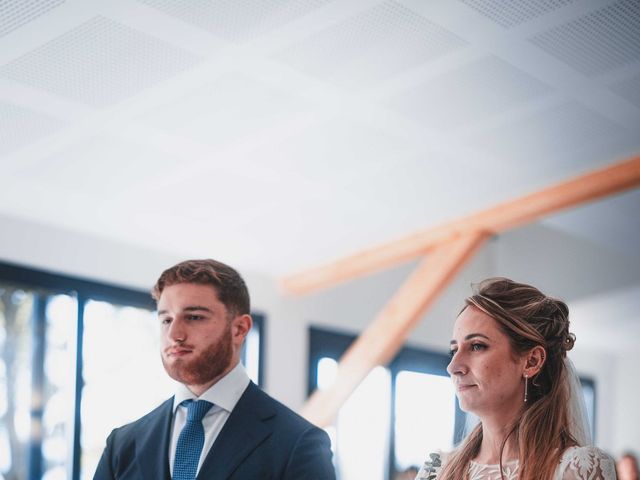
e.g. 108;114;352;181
300;232;488;427
282;155;640;295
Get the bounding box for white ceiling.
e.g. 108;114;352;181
0;0;639;284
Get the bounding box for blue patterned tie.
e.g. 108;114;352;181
173;399;214;480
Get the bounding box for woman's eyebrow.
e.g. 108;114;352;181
450;333;491;345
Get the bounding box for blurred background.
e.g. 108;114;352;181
0;0;639;479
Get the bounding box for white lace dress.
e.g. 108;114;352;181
415;446;617;480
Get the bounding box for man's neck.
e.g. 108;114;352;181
186;359;240;397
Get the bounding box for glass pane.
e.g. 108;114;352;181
394;371;456;473
42;294;77;480
242;324;260;385
580;380;596;441
317;357;391;480
0;285;34;480
81;300;175;480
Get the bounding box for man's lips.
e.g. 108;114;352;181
456;384;477;392
165;347;193;357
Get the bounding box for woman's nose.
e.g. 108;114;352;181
447;351;466;376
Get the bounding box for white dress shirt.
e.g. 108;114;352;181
168;362;251;476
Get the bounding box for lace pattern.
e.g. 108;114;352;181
556;446;617;480
415;446;616;480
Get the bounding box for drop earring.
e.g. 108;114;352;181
524;374;529;403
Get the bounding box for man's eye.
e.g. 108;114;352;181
160;317;171;325
187;315;203;321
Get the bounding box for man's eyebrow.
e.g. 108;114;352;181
450;333;491;345
183;306;213;313
157;306;213;315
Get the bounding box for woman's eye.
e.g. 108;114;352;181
471;343;486;351
448;349;457;358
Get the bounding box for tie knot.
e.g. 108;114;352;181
182;399;213;422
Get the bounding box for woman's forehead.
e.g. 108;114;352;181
453;305;501;337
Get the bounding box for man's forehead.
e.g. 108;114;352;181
161;282;219;295
157;283;222;305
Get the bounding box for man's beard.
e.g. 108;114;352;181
162;323;234;386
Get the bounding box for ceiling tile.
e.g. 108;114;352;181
273;1;467;88
10;136;183;194
609;72;640;109
529;0;640;76
467;101;625;164
459;0;576;28
0;16;201;106
387;55;551;130
137;0;335;42
0;102;65;157
0;0;65;38
138;73;308;147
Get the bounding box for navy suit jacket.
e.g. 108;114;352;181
93;382;335;480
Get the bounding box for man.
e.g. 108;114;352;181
94;259;335;480
618;452;639;480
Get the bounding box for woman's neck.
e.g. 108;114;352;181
474;413;520;465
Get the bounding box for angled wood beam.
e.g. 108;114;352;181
282;155;640;295
300;232;488;427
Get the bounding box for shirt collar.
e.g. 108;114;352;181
172;362;250;414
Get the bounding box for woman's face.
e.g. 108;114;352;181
447;305;527;418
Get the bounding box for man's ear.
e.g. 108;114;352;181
524;345;546;377
232;314;252;343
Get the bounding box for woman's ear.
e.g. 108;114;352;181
524;346;546;377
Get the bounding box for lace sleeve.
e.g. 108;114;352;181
415;452;444;480
557;446;617;480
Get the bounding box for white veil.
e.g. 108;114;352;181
564;357;592;446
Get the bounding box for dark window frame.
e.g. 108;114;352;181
309;326;599;480
0;260;265;480
579;376;597;441
308;326;465;480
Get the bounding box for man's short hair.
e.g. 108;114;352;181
152;259;250;316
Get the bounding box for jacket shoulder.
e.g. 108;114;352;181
244;383;320;433
107;397;173;440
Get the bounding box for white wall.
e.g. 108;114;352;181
1;213;638;455
613;351;640;456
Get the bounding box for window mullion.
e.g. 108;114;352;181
28;294;47;480
387;368;398;480
71;294;86;480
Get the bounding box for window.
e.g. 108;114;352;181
580;377;596;441
0;262;264;480
309;327;598;480
308;327;464;480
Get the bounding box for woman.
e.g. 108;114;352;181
416;278;616;480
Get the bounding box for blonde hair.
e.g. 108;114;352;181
440;278;577;480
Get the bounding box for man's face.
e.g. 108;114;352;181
157;283;248;394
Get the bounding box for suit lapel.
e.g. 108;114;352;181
197;383;274;479
135;397;173;480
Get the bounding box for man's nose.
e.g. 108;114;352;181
167;317;186;342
